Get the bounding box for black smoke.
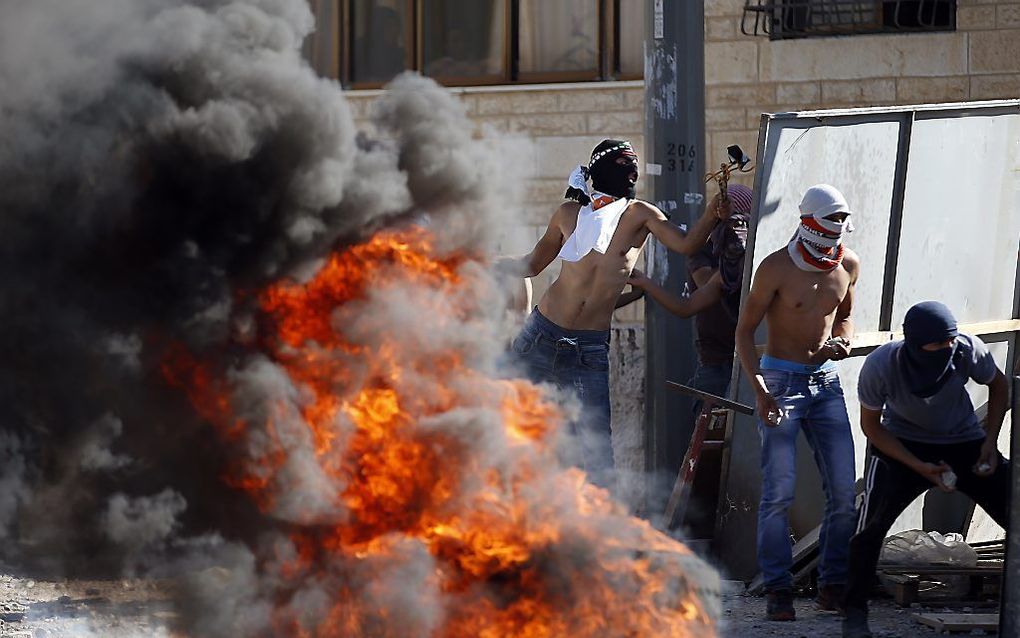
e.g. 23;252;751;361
0;0;496;574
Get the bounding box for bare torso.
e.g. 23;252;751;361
762;248;859;364
537;201;649;330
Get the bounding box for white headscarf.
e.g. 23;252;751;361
788;184;854;272
557;166;630;263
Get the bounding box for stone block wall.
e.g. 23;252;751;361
704;0;1020;178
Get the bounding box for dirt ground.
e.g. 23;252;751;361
0;573;176;638
717;589;993;638
0;572;999;637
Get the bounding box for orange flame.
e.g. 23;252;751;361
163;226;717;637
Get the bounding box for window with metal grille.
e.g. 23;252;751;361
741;0;956;40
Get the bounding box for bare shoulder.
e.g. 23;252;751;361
552;200;581;230
626;199;664;221
758;248;791;278
747;249;788;294
841;247;861;280
555;200;582;220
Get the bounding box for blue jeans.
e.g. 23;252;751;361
688;359;733;420
510;308;613;488
757;358;856;590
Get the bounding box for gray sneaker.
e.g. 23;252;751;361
842;607;873;638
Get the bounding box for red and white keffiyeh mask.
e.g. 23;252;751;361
787;184;855;272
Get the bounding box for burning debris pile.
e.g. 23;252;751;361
0;1;719;636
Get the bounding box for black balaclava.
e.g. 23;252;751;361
712;213;749;319
588;139;638;199
898;300;962;398
709;184;753;318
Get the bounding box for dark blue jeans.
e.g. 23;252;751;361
510;308;613;488
688;358;733;420
757;358;857;591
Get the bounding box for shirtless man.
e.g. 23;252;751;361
734;184;860;621
502;139;727;489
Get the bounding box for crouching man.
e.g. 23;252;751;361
842;301;1011;638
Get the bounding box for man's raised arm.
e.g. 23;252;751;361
636;196;724;257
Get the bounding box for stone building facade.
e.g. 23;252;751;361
703;0;1020;172
317;0;1020;500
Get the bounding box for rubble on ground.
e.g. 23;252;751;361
718;589;986;637
0;573;176;637
3;570;1000;638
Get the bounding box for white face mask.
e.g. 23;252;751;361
788;213;854;272
796;212;854;250
787;185;855;272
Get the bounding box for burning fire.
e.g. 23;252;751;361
164;225;718;637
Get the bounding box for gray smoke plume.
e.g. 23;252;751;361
103;489;187;555
79;414;133;472
0;0;502;559
0;0;718;636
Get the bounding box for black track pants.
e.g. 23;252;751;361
843;437;1010;612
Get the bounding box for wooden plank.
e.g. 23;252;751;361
971;539;1006;548
914;613;999;632
856;321;1020;348
877;563;1002;576
916;600;1000;609
754;320;1020;355
663;407;714;530
884;573;920;607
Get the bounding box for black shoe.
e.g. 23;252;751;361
842;607;873;638
815;583;846;613
765;588;795;621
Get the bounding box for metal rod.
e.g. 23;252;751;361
1001;375;1020;636
877;112;913;331
666;381;755;416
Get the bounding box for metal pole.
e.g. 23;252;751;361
643;0;706;508
1001;375;1020;635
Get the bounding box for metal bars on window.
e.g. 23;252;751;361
741;0;956;39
